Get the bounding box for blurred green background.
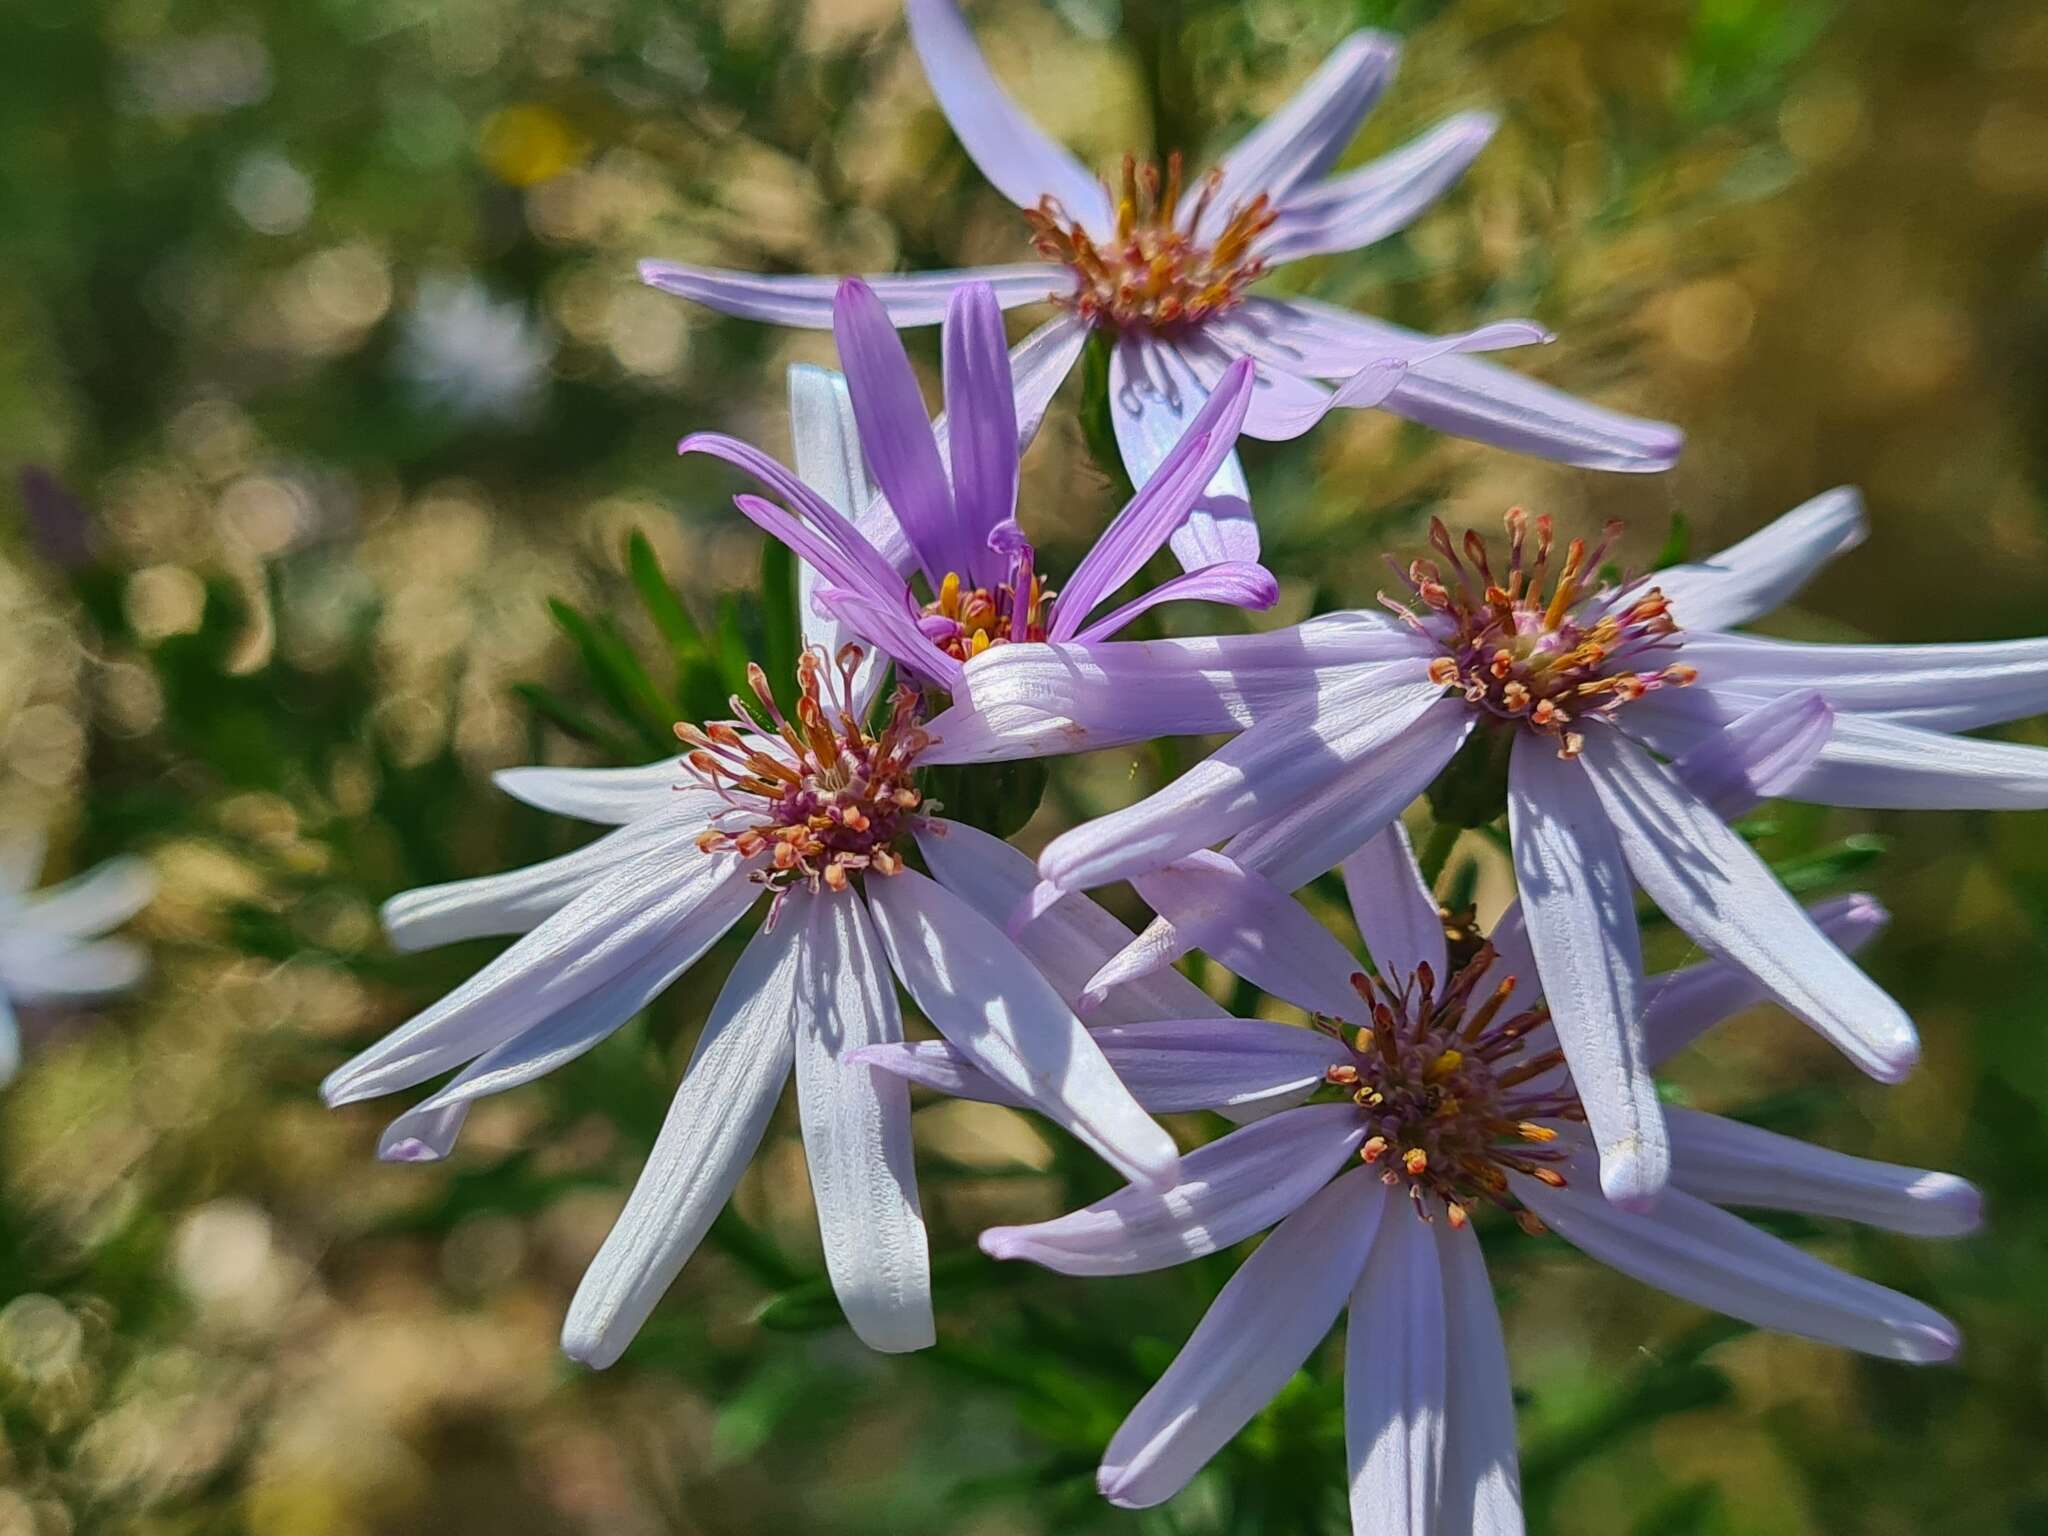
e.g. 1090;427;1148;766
3;0;2047;1532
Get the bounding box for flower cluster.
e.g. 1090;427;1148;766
150;3;2032;1530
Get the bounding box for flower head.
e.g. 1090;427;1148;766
870;831;1974;1531
0;835;154;1085
682;277;1276;694
322;369;1194;1367
643;2;1680;568
982;487;2048;1205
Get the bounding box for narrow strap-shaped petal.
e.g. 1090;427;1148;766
1221;699;1474;895
17;855;154;939
323;849;759;1105
1685;629;2048;734
1051;357;1257;639
1508;736;1666;1208
380;803;709;952
559;902;806;1369
796;889;932;1353
1109;333;1259;567
790;363;889;713
942;284;1021;587
803;578;964;686
1197;31;1402;243
376;927;722;1154
864;869;1179;1184
1665;1107;1981;1238
1642;893;1889;1068
1173;326;1340;441
1;936;147;1003
1342;823;1448;985
833;279;962;587
921;616;1431;764
1121;851;1364;1019
1070;561;1279;644
1345;1204;1447;1536
1654;487;1867;631
1519;1164;1960;1363
1036;666;1447;896
1578;730;1919;1083
856;1016;1349;1115
1099;1170;1389;1508
1437;1220;1526;1535
638;260;1054;327
1259;111;1498;264
914;819;1226;1026
983;1102;1367;1275
1782;714;2048;810
1242;298;1681;471
681;430;913;607
492;759;705;826
1666;689;1833;820
904;0;1115;236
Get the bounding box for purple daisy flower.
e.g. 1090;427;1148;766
863;828;1973;1531
682;277;1280;691
321;364;1231;1366
644;1;1681;564
941;489;2048;1203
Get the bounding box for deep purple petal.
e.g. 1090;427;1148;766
1052;356;1257;638
833;279;960;586
1070;561;1279;643
942;283;1021;586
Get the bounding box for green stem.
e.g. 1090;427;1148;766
1416;820;1462;891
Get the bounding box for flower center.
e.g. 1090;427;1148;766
1318;945;1581;1231
920;568;1054;661
1390;510;1695;759
679;646;928;898
1023;152;1276;332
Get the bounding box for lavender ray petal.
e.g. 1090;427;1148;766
864;869;1179;1184
559;901;807;1368
1097;1170;1389;1508
1655;487;1867;632
1198;31;1402;243
1260;111;1499;264
904;0;1114;236
638;260;1054;327
1684;630;2048;734
942;284;1022;588
1665;689;1833;820
790;363;889;712
1437;1220;1526;1534
983;1102;1367;1276
1507;736;1666;1208
1519;1168;1960;1363
1666;1107;1981;1239
1341;823;1448;985
1579;730;1919;1083
1344;1203;1447;1536
492;759;700;826
1069;561;1280;644
796;889;933;1353
1109;333;1259;568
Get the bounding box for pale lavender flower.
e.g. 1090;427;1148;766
683;277;1276;692
0;832;154;1086
865;829;1972;1532
643;1;1680;564
951;489;2048;1204
396;274;554;424
322;365;1198;1365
